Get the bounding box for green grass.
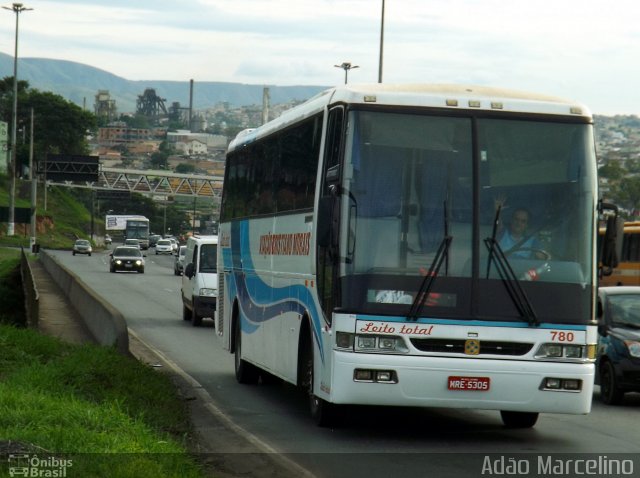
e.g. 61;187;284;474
1;180;210;476
0;175;96;250
0;250;24;326
0;246;206;476
0;325;205;477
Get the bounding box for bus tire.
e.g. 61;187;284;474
234;316;259;384
500;411;539;429
600;360;624;405
301;325;338;427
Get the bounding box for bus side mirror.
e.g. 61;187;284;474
601;215;623;269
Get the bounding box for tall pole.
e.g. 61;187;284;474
90;189;94;241
334;62;359;85
29;107;36;251
163;202;167;236
3;3;32;236
378;0;385;83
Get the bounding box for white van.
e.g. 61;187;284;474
181;235;218;326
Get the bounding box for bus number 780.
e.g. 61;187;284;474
550;331;575;342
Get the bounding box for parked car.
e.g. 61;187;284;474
72;239;92;256
155;239;173;255
109;246;145;273
174;245;187;275
596;286;640;404
124;238;141;249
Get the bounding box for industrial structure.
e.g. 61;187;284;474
94;90;117;121
136;88;168;120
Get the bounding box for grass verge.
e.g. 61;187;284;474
0;325;205;477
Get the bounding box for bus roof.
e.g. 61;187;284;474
228;83;592;152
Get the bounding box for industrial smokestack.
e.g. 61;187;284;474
262;87;270;125
189;79;194;132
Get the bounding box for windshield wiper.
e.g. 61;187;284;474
484;236;538;326
486;205;502;279
406;235;452;321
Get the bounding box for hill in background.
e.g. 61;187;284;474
0;53;328;113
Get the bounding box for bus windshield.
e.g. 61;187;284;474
126;220;148;239
338;110;597;325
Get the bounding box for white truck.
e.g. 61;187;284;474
181;235;218;326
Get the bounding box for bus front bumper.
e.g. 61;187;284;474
325;351;594;414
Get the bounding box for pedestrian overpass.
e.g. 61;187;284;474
45;167;224;199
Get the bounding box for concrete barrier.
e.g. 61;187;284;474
39;250;129;355
20;247;39;329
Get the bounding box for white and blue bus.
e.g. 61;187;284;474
217;84;610;428
125;217;150;250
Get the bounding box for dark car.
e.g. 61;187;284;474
109;246;145;273
596;286;640;404
149;234;161;247
72;239;92;256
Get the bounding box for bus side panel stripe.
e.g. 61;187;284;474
227;220;325;363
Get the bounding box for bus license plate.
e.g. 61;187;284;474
448;376;490;391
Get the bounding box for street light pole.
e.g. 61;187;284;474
29;107;36;252
3;2;32;236
334;62;359;84
378;0;385;83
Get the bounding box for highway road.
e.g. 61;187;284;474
50;248;640;478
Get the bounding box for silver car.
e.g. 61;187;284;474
174;245;187;275
155;239;173;255
72;239;92;256
124;238;141;249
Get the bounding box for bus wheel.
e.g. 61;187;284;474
234;317;259;384
600;361;624;405
302;336;337;427
500;411;539;428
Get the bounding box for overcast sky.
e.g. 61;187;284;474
0;0;638;115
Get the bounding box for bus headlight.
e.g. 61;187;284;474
564;345;583;358
199;288;217;297
535;343;591;361
356;335;409;353
335;332;409;353
336;332;354;349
